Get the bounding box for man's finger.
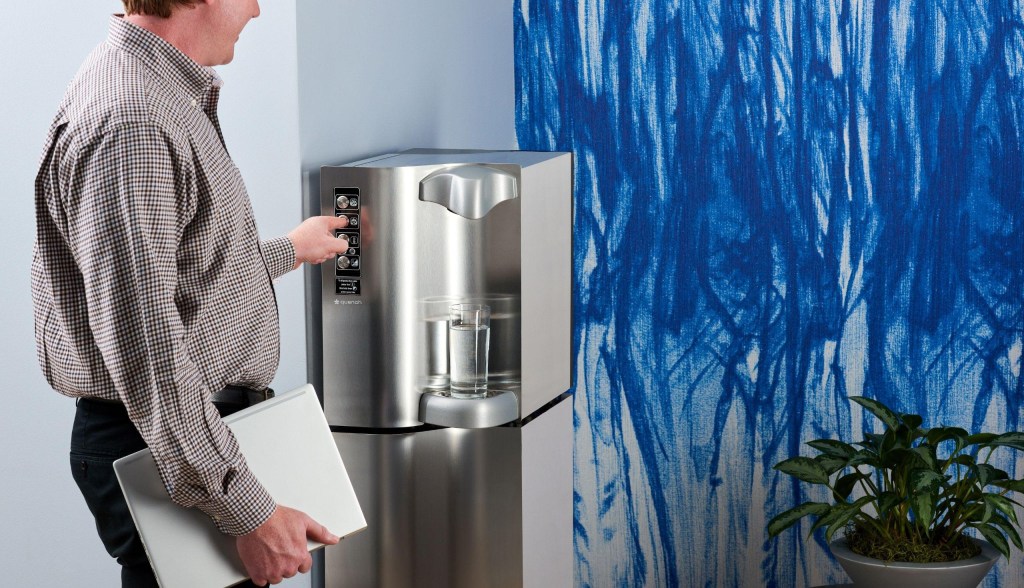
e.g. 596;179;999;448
305;517;340;544
330;215;350;229
298;553;313;574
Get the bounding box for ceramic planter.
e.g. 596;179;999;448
830;538;1000;588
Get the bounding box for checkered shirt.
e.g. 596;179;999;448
30;16;295;536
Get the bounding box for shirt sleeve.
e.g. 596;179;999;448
260;235;296;280
62;122;276;536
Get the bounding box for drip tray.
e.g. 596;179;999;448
418;386;519;429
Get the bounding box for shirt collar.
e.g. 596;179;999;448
106;15;221;105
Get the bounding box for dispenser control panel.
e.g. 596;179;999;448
334;187;361;295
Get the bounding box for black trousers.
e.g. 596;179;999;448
70;396;262;588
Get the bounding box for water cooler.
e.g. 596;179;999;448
311;149;573;587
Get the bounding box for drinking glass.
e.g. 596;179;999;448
449;304;490;397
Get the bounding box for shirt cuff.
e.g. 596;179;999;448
197;466;277;536
260;236;296;281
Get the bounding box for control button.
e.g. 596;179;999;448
335;214;349;227
337;256;351;270
336;233;349;242
336;195;350;209
347;247;357;255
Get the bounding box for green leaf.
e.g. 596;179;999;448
857;433;886;451
909;469;945;493
815;455;847;475
984;494;1020;524
808;503;850;537
835;472;868;501
807;439;856;459
851;396;901;430
825;496;873;544
972;523;1011;559
926;427;969;452
848;449;880;468
887;448;928;470
972;506;998;528
989;515;1024;550
976;464;1010;487
911;492;935;528
991;479;1024;493
952;454;976;467
966;432;999;446
911;445;937;469
976;500;994;525
767;502;833;537
988;433;1024;452
959;497;994;525
880;429;901;455
876;492;903;519
900;413;924;429
894;423;922;450
774;457;830;485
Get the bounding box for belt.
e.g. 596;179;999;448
78;385;274;407
211;385;275;406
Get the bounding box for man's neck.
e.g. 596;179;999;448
123;13;207;66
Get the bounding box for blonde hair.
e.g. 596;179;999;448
121;0;196;18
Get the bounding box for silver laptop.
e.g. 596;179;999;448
113;384;367;588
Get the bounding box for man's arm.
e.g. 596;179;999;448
262;216;352;277
259;236;295;280
63;122;274;535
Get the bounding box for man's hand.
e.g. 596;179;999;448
288;215;352;269
236;505;340;586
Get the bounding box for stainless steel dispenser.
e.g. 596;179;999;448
316;150;573;587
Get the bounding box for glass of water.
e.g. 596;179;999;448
449;303;491;397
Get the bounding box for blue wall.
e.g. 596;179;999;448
514;1;1024;586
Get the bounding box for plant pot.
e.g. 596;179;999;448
830;538;1000;588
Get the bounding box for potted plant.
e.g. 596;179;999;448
768;396;1024;587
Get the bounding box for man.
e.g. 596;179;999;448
31;1;350;585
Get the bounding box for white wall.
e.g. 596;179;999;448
0;1;514;586
0;6;118;585
295;0;516;168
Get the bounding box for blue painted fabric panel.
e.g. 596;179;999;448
514;1;1024;586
